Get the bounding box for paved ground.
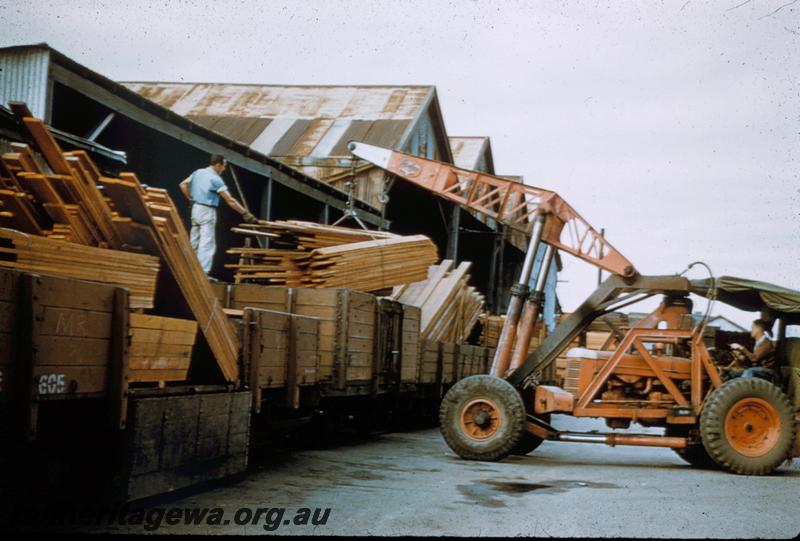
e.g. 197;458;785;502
75;416;800;536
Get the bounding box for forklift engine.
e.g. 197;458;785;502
557;295;696;429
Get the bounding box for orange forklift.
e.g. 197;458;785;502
349;141;800;475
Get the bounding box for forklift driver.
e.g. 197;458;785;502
722;319;775;381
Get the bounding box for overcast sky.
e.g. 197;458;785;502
1;0;798;327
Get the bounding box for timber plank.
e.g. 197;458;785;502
128;356;192;370
128;369;189;383
19;117;73;175
0;189;45;235
130;328;197;346
129;313;198;333
128;342;194;357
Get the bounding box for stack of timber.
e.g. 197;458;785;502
227;221;395;286
0;227;159;309
0;105;239;383
478;314;504;347
227;221;437;293
478;313;546;350
388;260;484;343
302;235;437;291
227;247;305;287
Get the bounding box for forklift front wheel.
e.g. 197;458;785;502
439;375;526;461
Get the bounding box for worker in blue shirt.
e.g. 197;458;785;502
179;154;258;274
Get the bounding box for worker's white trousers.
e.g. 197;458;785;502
190;203;217;273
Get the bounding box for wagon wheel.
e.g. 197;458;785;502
439;375;526;461
700;378;795;475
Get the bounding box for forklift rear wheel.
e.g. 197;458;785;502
439;375;526;461
665;426;720;469
700;378;795;475
511;414;550;455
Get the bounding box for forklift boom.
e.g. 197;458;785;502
347;141;637;278
348;140;641;379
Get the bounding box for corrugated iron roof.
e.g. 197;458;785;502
449;136;490;171
122;83;432;162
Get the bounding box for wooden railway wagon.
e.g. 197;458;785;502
211;282;496;433
1;271;492;505
0;267;250;504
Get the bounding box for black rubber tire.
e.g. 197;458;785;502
665;426;720;469
439;375;526;461
700;378;795;475
511;413;550;455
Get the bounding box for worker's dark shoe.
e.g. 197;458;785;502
206;275;220;283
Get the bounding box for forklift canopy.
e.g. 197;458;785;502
690;276;800;323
